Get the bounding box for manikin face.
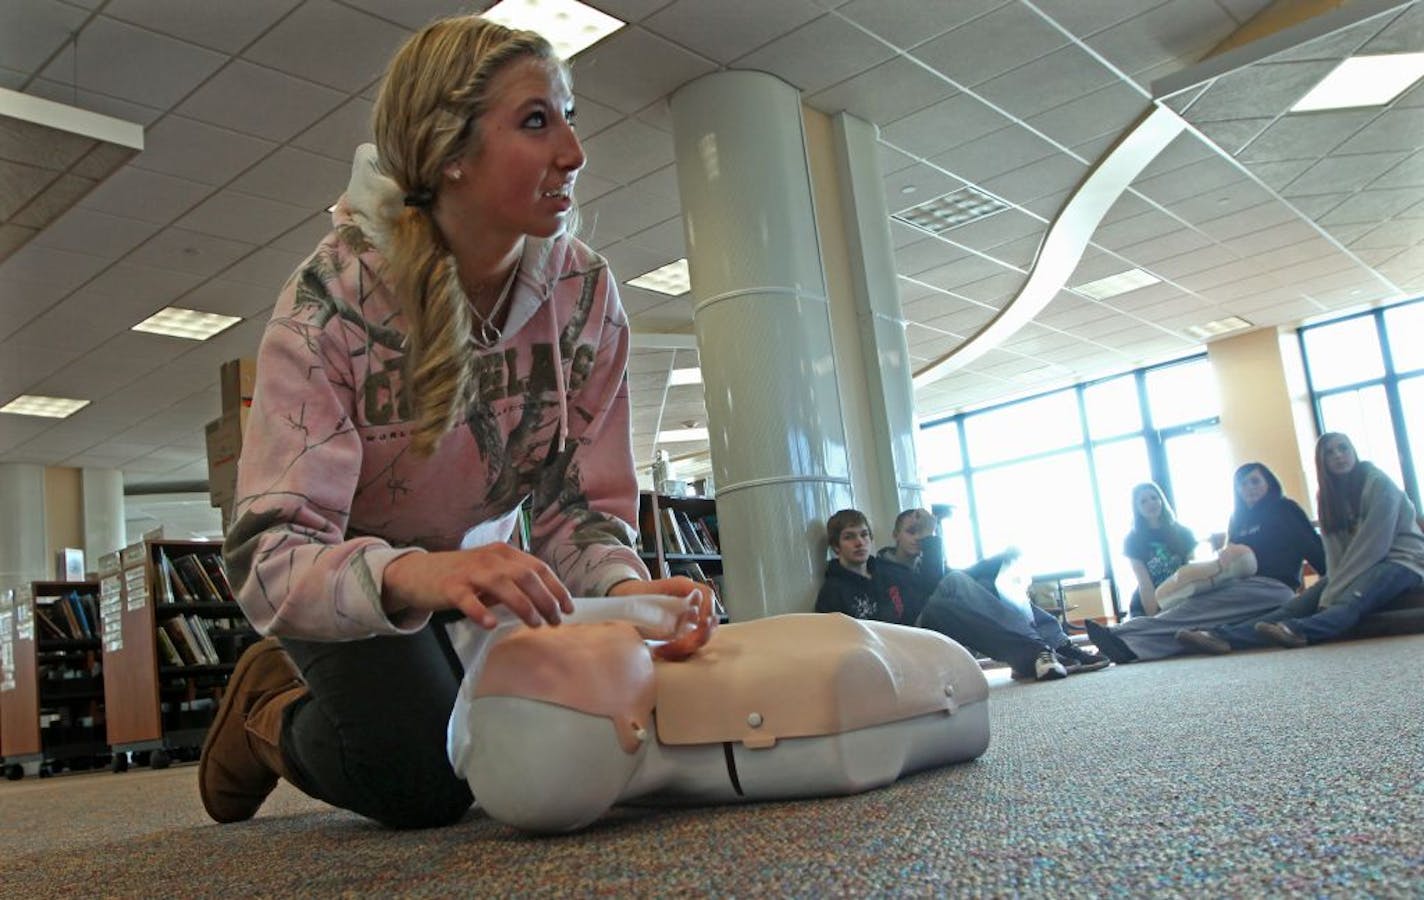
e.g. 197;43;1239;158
1135;489;1163;521
1321;436;1357;477
1237;469;1270;507
835;524;873;568
893;515;934;559
444;56;585;244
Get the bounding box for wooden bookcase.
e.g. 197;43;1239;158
0;581;108;779
636;491;726;617
101;539;257;771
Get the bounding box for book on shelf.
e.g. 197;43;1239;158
34;604;70;640
197;552;237;603
659;507;688;554
161;618;201;666
173;553;222;603
185;615;221;664
157;550;191;603
155;626;183;666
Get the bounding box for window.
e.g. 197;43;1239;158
1083;375;1141;440
917;420;963;476
1160;428;1234;548
1145;358;1219;429
1302;315;1385;390
1385;303;1424;374
1090;437;1153;595
925;475;976;569
971;452;1101;578
962;390;1081;467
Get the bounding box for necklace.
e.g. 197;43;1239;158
468;262;519;350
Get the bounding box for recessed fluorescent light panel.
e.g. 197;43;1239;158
628;258;691;296
667;367;702;386
657;427;709;443
1073;268;1161;300
1291;52;1424;112
892;186;1009;235
482;0;625;58
1184;315;1252;340
0;394;89;418
132;307;241;341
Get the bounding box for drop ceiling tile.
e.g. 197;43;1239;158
270;212;332;253
918;253;1015;293
580;118;676;186
1288;192;1348;221
623;216;687;259
1244;158;1314;192
231;147;351;210
104;0;302;54
895;237;962;278
338;0;473;30
881;92;1011;160
1319;189;1420;227
0;243;109;295
176;278;271;317
1091;209;1182;251
1357;1;1424;55
809;57;958;125
291;97;375;162
911;3;1066;88
126;227;256;277
1239;109;1377;163
837;0;1003;49
84;262;204;307
242;0;407;91
885;165;967;215
1029;0;1149;38
1086;0;1237;78
942;209;1044;257
733;13;895;94
979;153;1088;208
952;270;1025;305
975;44;1117;121
1134;155;1245;205
929;125;1058;186
1135;129;1217;180
1186;60;1336;123
176;60;346;143
219;246;308;288
569;97;624;140
645;0;822;63
1027;81;1150;150
174;189;315;245
1147;244;1239;280
1190;201;1298;242
131;115;277;187
1368;150;1424;190
77;165;211;225
31;207;159;260
1350;217;1424;251
573;27;716;115
1195;117;1275;156
39;14;226;108
1281;151;1411;198
983;232;1045;268
878;144;918;179
2;0;88;72
1334;107;1424;156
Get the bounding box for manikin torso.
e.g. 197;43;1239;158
445;595;991;832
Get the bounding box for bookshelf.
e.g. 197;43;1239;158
101;539;258;771
0;582;109;779
636;492;726;617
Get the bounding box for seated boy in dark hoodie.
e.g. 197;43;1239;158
816;508;1107;681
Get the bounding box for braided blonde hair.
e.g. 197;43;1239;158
372;16;559;456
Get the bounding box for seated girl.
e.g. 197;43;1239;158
1122;483;1196;617
1087;462;1325;662
1176;434;1424;654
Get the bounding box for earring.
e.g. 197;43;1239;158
449;169;463;181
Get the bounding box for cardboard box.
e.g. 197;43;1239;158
220;358;257;414
1063;580;1114;623
205;406;250;509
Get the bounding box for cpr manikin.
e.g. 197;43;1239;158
1152;544;1258;612
446;594;991;833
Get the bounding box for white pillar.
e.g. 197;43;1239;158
82;467;126;562
0;463;48;587
670;71;855;620
829;112;924;518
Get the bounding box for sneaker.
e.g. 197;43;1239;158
1057;642;1111;667
1057;650;1110;673
1254;621;1306;648
1175;629;1232;655
1034;650;1068;681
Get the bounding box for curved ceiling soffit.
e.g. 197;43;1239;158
910;105;1185;390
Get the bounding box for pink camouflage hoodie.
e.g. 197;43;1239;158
223;144;648;640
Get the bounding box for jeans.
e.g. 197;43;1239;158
1215;562;1422;649
917;571;1060;676
279;620;474;829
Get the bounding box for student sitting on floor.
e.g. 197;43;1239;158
816;508;1108;681
1122;482;1197;617
1175;433;1424;654
1087;461;1327;664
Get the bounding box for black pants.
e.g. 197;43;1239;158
278;622;474;829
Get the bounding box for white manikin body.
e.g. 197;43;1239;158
446;597;991;833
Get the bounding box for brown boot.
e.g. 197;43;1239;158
200;637;306;823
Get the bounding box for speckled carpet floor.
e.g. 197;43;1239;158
3;633;1421;898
